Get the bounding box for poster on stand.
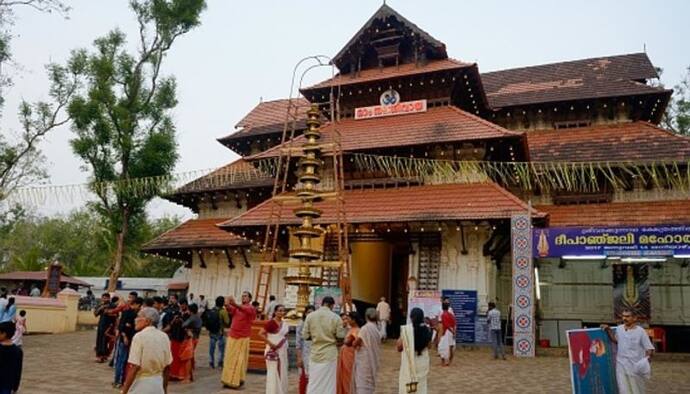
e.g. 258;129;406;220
613;263;650;321
407;290;440;322
566;328;618;394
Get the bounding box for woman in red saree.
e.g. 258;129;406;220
259;304;288;394
337;312;363;394
168;301;194;382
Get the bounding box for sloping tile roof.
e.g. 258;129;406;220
0;271;91;287
220;182;544;228
481;53;669;108
218;98;311;143
527;122;690;162
141;218;249;252
304;58;472;90
171;160;273;196
247;106;522;160
538;200;690;227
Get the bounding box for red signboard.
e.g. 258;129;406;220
354;99;427;120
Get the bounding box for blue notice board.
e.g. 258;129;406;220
442;289;477;343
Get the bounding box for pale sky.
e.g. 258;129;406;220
4;0;690;219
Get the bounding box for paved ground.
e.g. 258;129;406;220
20;329;690;393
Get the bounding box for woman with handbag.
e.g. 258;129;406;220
397;308;432;394
259;304;288;394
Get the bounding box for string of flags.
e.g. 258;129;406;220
3;153;690;207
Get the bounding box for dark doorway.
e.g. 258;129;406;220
389;244;410;339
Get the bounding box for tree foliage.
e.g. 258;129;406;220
663;66;690;136
49;0;205;290
0;0;71;202
0;208;182;277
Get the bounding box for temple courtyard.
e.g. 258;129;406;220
19;329;690;393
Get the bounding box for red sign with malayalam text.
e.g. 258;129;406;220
354;99;427;120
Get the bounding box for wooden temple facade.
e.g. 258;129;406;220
142;5;690;350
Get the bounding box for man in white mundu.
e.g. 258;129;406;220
376;297;391;341
302;296;346;394
602;309;655;394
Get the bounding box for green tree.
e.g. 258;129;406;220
663;66;690;136
49;0;205;291
0;208;181;277
0;0;72;202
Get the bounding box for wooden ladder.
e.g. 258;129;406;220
254;99;303;313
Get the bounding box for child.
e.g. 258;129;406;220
0;321;23;394
12;310;26;347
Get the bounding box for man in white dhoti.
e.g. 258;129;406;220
122;307;173;394
303;296;346;394
602;309;655;394
376;297;391;341
353;308;381;394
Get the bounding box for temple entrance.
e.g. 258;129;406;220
350;240;391;312
350;237;410;339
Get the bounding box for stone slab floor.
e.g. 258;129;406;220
20;330;690;393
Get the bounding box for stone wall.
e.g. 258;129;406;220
439;225;496;311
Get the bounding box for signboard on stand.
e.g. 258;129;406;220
407;289;440;321
442;289;477;343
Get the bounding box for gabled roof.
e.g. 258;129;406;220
219;182;545;228
537;200;690;227
218;98;310;145
141;218;250;253
171;159;273;196
527;122;690;162
247;106;522;160
332;4;447;71
303;58;472;91
481;53;670;109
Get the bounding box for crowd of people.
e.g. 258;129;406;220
0;283;659;394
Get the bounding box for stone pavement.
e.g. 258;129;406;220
20;329;690;393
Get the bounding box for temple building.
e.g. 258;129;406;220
143;4;690;351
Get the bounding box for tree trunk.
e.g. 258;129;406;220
107;207;129;293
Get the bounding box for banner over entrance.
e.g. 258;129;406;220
533;225;690;258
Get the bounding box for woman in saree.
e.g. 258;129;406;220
337;311;363;394
397;307;433;394
259;304;288;394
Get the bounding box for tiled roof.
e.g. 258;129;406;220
527;122;690;162
481;53;669;108
247;106;522;160
219;98;311;143
171;160;273;196
141;218;249;252
220;182;544;228
304;59;472;90
0;271;91;287
537;200;690;227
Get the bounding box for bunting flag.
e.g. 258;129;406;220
4;153;690;207
351;153;690;193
